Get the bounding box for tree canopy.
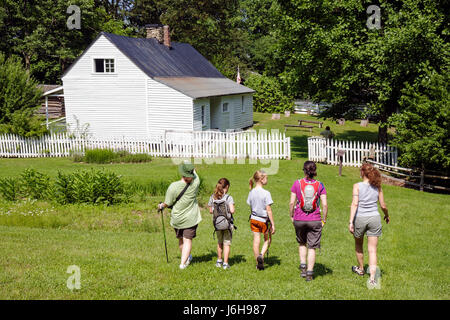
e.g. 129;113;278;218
0;0;448;169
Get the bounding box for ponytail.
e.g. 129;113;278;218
249;170;267;189
214;178;230;200
361;163;381;189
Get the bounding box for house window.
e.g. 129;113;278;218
222;102;229;113
241;96;245;112
94;58;115;73
201;105;205;126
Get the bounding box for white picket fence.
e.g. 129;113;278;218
308;136;397;167
0;130;291;160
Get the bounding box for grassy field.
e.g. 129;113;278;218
0;113;448;300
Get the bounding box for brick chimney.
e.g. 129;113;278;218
163;25;171;48
146;24;171;48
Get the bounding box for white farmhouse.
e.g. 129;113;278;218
61;25;254;138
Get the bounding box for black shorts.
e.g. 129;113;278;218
174;224;198;240
293;220;323;249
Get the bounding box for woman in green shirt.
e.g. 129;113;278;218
158;163;202;270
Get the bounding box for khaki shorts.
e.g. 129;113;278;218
354;215;382;238
293;220;322;249
174;224;198;240
216;229;232;246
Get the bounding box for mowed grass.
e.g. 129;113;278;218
0;113;448;299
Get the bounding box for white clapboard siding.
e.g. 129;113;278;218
62;35;149;138
147;78;194;136
308;136;397;167
0;131;291;160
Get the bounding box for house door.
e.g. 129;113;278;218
210;97;221;130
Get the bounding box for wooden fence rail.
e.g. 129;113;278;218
0;130;291;160
308;136;398;167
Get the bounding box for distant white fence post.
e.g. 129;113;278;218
307;137;397;167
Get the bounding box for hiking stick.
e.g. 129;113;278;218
158;203;169;263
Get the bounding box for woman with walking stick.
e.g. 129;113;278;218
158;163;202;270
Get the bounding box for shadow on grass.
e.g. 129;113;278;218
193;251;247;266
335;130;378;142
314;263;333;278
264;254;281;268
194;250;216;263
290;136;308;159
229;254;246;265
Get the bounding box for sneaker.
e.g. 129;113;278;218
222;263;230;270
185;255;193;266
256;254;264;270
179;263;187;270
215;260;223;268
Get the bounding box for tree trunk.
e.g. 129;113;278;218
378;125;388;144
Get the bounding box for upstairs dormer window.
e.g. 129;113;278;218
94;58;115;73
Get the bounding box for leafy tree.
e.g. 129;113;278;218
389;65;450;171
0;0;136;84
0;53;47;137
275;0;448;143
245;73;294;113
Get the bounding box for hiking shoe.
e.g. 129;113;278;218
305;271;314;281
222;263;230;270
215;260;223;268
299;263;307;278
256;254;264;270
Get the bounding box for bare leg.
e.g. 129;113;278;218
307;248;316;271
299;245;307;265
367;236;379;280
253;232;260;259
354;236;364;270
217;243;223;261
223;244;230;264
260;232;271;256
180;237;192;265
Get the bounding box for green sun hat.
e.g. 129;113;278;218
178;163;195;178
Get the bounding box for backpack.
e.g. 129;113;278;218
212;195;233;232
299;179;320;214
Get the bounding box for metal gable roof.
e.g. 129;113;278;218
102;32;225;78
153;77;254;99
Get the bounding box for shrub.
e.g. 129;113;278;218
59;169;126;205
0;53;47;137
53;171;75;205
75;149;152;164
19;169;51;200
84;148;117;164
0;177;20;201
244;74;294;113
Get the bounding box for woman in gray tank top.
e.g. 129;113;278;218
349;163;390;287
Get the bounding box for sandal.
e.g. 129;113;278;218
352;266;365;276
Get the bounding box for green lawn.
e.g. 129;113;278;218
0;113;448;299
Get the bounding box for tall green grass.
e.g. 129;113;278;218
75;148;152;164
